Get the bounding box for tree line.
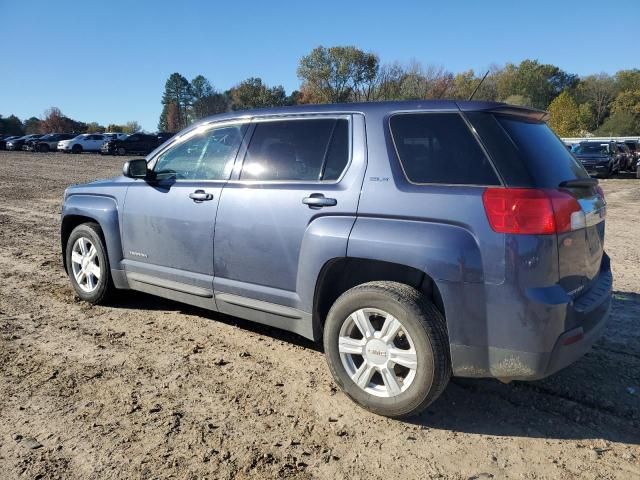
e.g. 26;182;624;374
0;107;142;136
3;46;638;138
159;45;640;137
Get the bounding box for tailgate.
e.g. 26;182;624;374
557;188;606;297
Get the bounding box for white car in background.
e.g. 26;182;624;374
57;133;127;154
58;134;109;154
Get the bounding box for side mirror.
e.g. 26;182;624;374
123;158;148;178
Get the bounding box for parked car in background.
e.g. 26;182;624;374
61;100;611;418
624;140;640;168
58;134;108;153
0;135;22;150
156;132;175;144
26;133;76;152
103;133;128;142
6;134;43;151
572;141;620;178
615;142;633;171
101;133;161;155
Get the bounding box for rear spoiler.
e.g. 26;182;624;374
457;102;550;122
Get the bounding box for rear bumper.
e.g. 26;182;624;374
451;256;612;381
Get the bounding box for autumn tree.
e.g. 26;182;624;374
39;107;74;133
166;103;180;132
547;91;580;136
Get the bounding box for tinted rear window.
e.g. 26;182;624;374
573;143;611;155
389;113;499;185
466;112;589;188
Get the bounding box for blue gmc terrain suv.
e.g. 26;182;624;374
61;100;612;418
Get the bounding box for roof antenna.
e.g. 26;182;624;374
468;70;490;101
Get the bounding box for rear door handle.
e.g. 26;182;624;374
189;190;214;202
302;193;337;208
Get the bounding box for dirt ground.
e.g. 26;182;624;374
0;151;638;480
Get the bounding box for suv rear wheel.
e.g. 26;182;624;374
65;223;113;304
323;281;450;418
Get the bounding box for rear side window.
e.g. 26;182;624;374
467;112;589;188
240;118;349;181
389;113;499;185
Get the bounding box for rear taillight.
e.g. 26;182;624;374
482;188;582;235
595;184;605;201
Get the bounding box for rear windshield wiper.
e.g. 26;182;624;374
559;178;598;188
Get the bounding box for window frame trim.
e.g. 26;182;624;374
388;110;504;188
229;113;353;185
146;119;252;183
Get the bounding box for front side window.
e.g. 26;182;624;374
153;124;247;180
390;113;499;185
240;118;349;181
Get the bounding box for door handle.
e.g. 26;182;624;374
189;190;214;202
302;193;337;208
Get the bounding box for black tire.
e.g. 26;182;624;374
117;147;126;156
323;281;451;418
65;223;114;304
636;165;640;179
72;144;82;154
39;144;49;153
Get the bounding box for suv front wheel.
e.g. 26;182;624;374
65;223;113;304
323;281;450;418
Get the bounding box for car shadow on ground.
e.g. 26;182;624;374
108;289;639;444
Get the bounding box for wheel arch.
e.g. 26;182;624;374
61;195;124;276
312;257;446;343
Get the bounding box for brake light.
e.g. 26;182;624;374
482;188;582;235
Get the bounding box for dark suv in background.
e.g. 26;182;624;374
101;133;164;156
25;133;76;152
6;134;43;151
572;141;621;177
61;101;611;418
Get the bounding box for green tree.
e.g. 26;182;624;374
123;121;142;134
496;60;577;109
504;94;532;106
85;122;105;133
577;102;596;132
594;112;640;136
0;114;24;135
105;123;124;133
158;73;192;131
190;75;228;119
227;77;287;110
297;46;379;103
611;89;640;116
547;91;580;136
575;74;615;128
23;117;41;134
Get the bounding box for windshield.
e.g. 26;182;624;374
572;143;610;155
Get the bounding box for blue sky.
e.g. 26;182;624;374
1;0;638;131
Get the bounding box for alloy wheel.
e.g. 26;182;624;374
338;308;418;398
70;236;101;293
